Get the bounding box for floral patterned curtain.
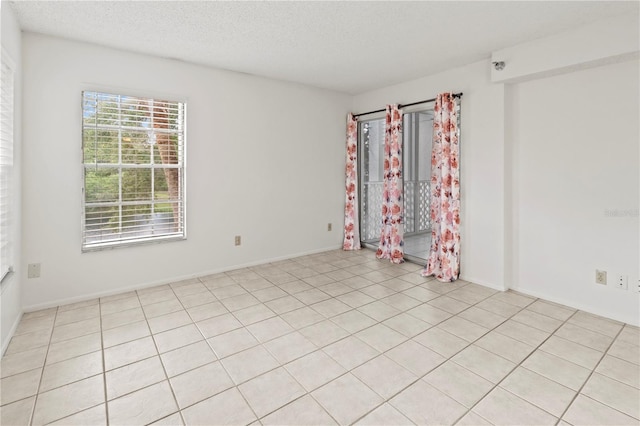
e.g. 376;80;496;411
423;93;460;281
376;105;404;263
343;113;361;250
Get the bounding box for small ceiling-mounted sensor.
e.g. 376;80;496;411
492;61;506;71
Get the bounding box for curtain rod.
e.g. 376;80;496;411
353;92;463;118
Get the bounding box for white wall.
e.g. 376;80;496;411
508;59;639;325
1;4;23;353
21;33;350;310
352;60;509;291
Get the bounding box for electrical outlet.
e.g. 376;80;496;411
595;270;607;285
27;263;41;279
616;275;628;290
327;223;332;231
234;235;241;246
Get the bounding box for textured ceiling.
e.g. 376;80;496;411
8;1;639;94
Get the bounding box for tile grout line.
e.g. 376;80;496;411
28;306;59;426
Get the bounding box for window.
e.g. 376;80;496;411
82;91;186;250
0;54;14;282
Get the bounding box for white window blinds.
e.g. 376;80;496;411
0;58;14;282
82;91;186;250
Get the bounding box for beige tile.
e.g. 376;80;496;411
40;351;103;392
160;341;217;377
100;307;145;331
563;394;639;425
555;322;614;352
233;304;276;326
596;355;640;388
101;291;138;304
581;373;640;419
1;346;47;378
170;362;234;409
401;286;441;303
475;331;535;363
181;387;256;426
356;323;406;352
186;301;227;322
265;296;306;315
280;307;325;329
285;350;346;392
312;373;383;425
46;333;100;367
32;375;104;426
295;289;332;305
263;331;316;364
527;300;575;321
247;317;294;343
382;313;431;337
390;380;467;425
380;293;422;311
221;293;260;311
106;356;166;400
153;324;203;353
178;291;217;309
172;283;208;298
475;298;521;318
104;336;158;371
49;404;106;425
330;310;376;334
278;280;313;295
424;361;493;408
355;403;412;425
108;381;177;425
386;340;445;376
5;329;51;354
148;310;192;334
253;286;288;303
337;290;376;308
413;327;468;357
207;328;259;359
196;313;242;338
458;306;506;329
220;345;280;384
299;320;350;347
406;303;452;324
100;296;141;316
540;336;603;369
455;411;492;425
352;355;417;399
617;326;640;347
446;287;490;304
240;277;274;292
358;300;401;321
438;316;489;342
102;320;150;348
21;308;56;322
239;367;305;418
427;296;470;315
501;367;576;417
54;305;99;326
0;368;42;405
521;350;591;391
261;394;337;426
489;291;535;308
323;336;380;370
137;288;177;306
142;299;184;319
568;311;624;337
318;282;351;297
149;412;183;426
472;387;557;425
14;316;54;336
608;339;640;365
0;396;35;426
452;345;516;384
495;319;550;346
512;309;562;332
310;298;352;318
57;299;98;313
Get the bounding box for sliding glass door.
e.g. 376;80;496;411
359;110;433;261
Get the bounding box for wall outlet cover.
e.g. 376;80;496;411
595;270;607;285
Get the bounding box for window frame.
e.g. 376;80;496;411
0;49;15;284
80;89;188;252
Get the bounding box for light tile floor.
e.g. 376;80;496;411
1;249;639;425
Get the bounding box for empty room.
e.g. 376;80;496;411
1;1;639;425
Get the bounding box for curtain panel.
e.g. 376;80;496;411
343;113;361;250
423;93;461;281
376;105;404;263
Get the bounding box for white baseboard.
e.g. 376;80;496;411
2;310;23;356
459;274;507;292
23;245;342;313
